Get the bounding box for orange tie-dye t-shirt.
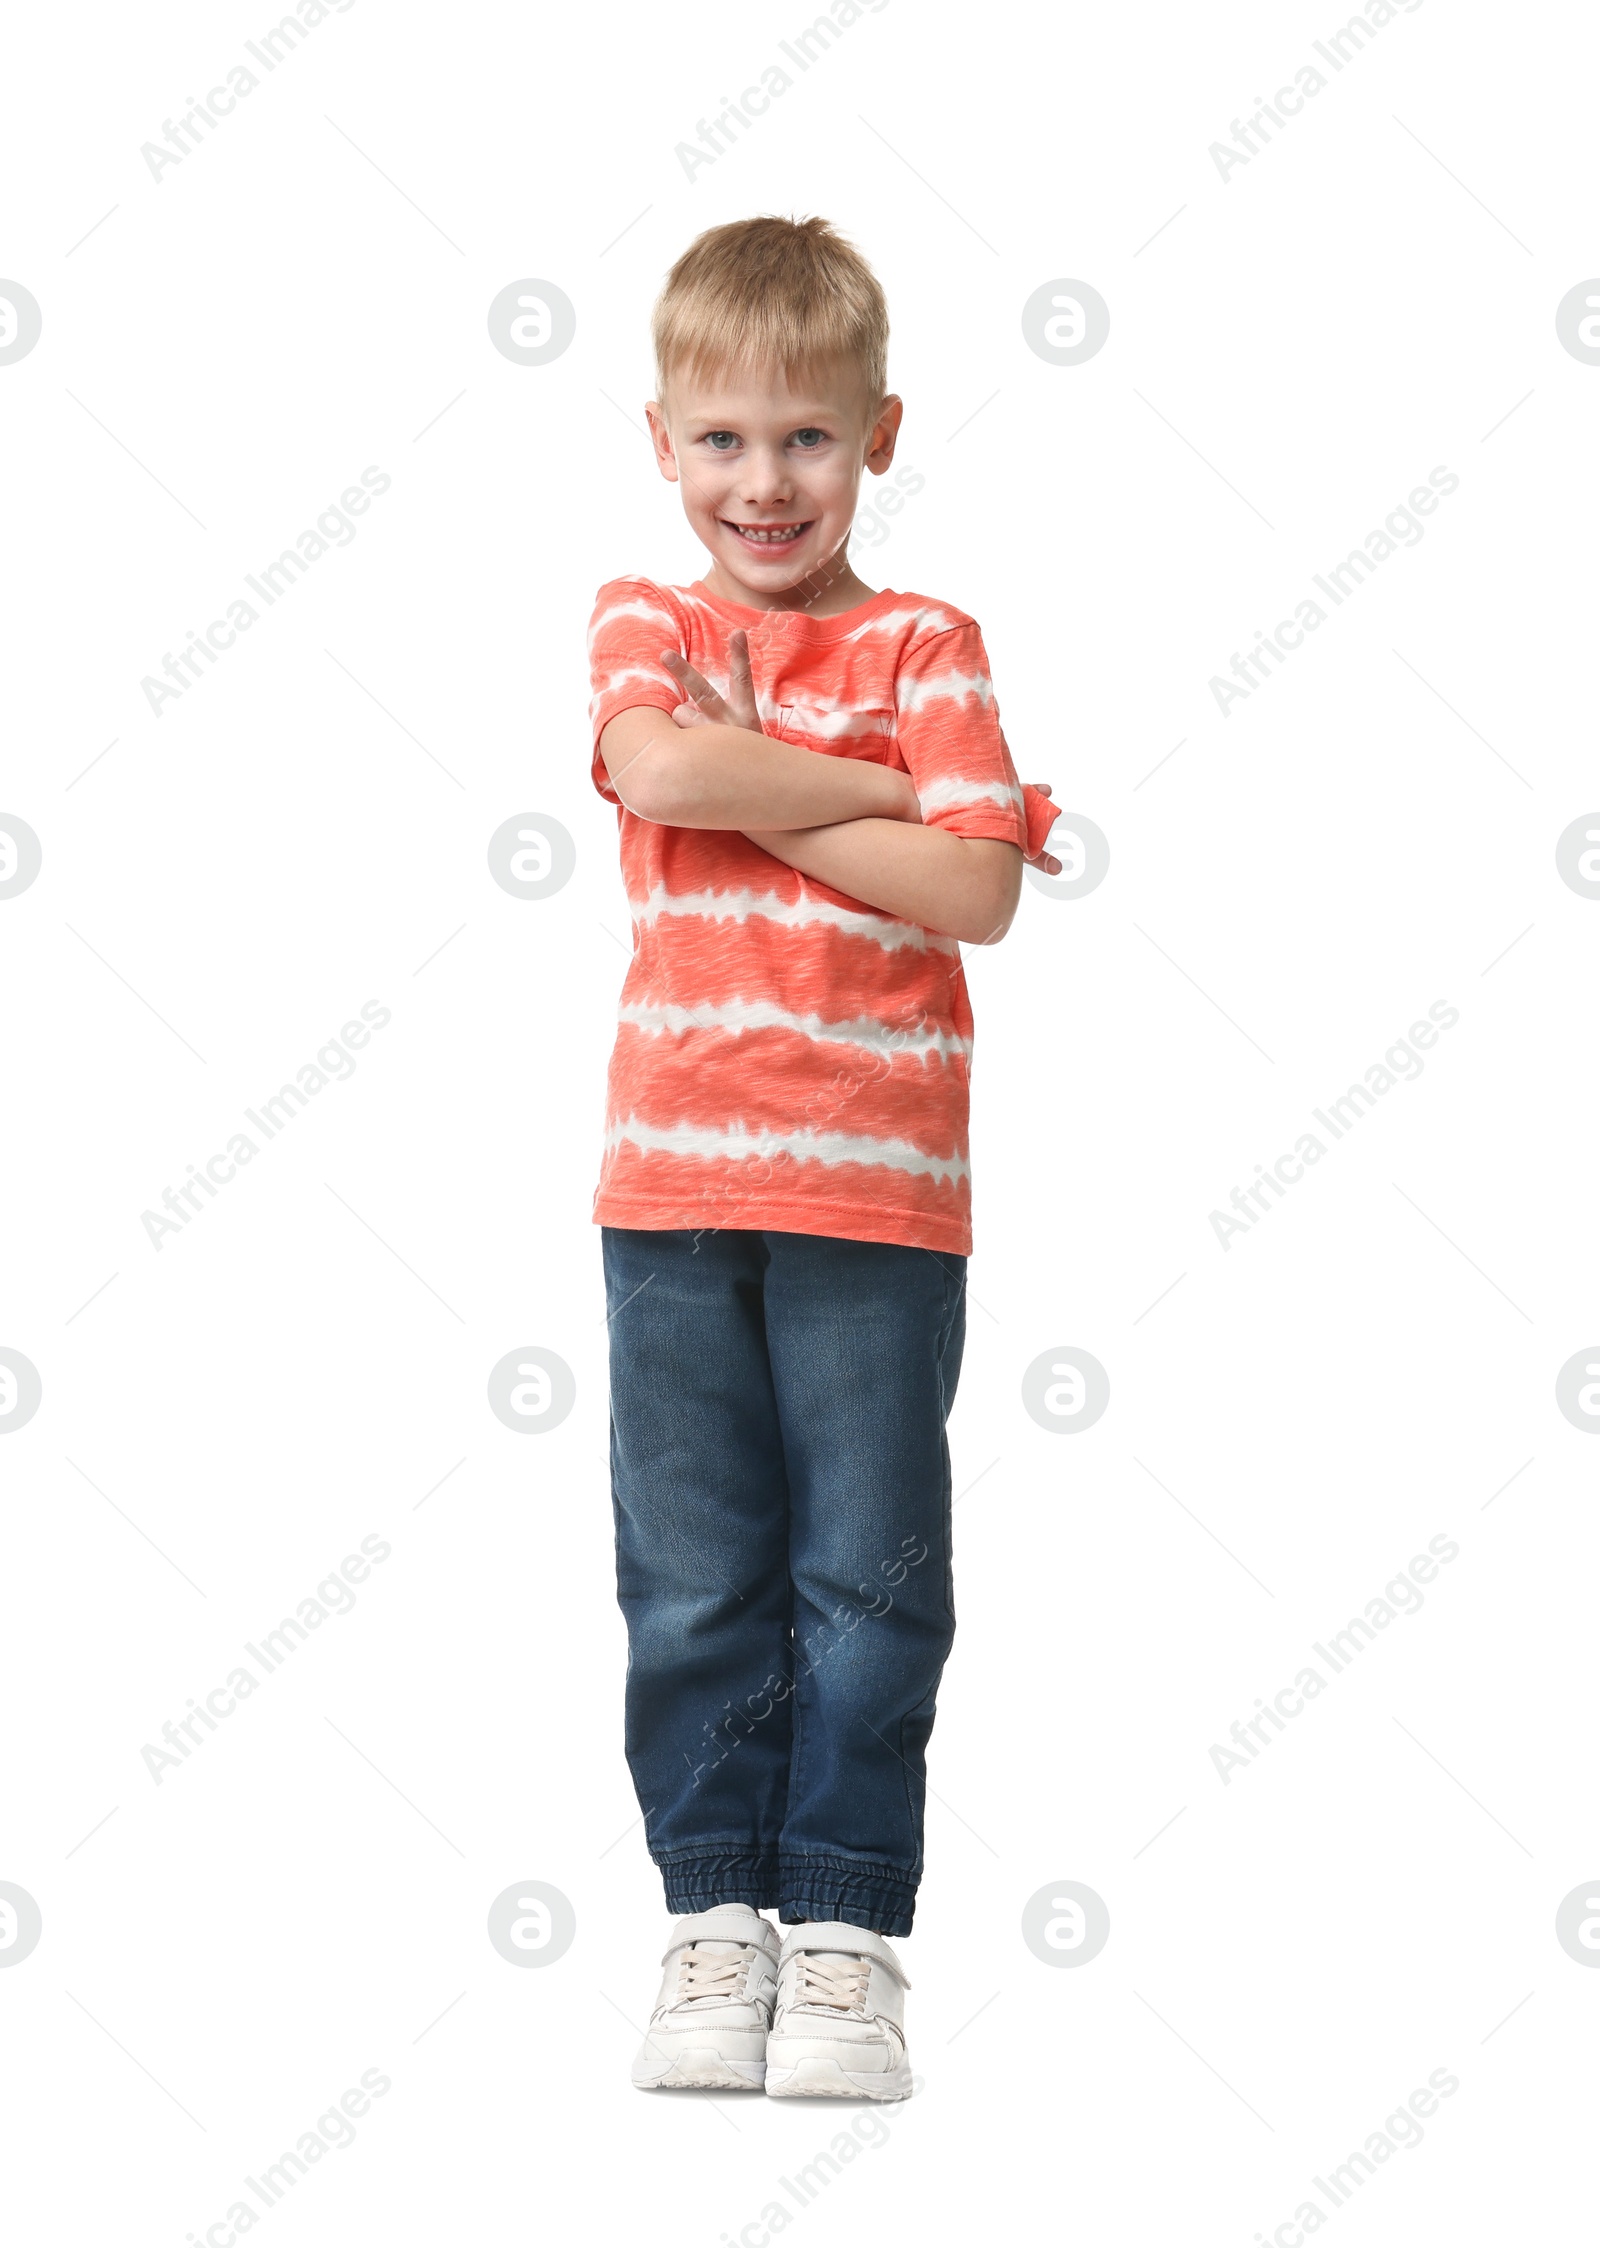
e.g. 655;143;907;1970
587;576;1058;1257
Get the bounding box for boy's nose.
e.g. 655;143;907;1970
731;449;793;505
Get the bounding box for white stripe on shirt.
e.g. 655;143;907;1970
618;997;973;1061
603;1114;971;1187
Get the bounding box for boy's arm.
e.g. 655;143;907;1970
742;819;1026;947
599;633;919;830
599;704;921;831
605;638;1058;944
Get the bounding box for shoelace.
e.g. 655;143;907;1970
792;1954;870;2013
675;1942;757;2004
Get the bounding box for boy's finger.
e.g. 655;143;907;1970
672;695;727;727
661;650;719;705
727;629;761;730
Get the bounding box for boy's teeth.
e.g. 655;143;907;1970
734;524;804;542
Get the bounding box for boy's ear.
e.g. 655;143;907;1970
863;393;904;477
644;401;680;484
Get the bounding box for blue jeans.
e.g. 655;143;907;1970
602;1226;967;1937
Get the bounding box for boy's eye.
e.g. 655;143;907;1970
703;430;739;450
792;428;826;448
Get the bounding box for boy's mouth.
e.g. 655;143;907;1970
722;520;812;548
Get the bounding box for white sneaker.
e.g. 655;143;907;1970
764;1922;913;2099
632;1904;780;2091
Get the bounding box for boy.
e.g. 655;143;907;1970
587;215;1060;2098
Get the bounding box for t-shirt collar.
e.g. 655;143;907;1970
682;580;903;643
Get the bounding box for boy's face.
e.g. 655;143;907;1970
646;358;902;609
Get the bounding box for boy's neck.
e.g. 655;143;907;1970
699;540;877;619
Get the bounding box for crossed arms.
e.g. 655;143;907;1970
597;631;1058;947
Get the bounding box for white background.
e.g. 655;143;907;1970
3;1;1598;2241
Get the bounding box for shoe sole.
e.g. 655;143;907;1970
633;2051;766;2092
765;2057;912;2101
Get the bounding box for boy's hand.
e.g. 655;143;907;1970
1025;781;1062;876
662;630;764;734
665;630;922;825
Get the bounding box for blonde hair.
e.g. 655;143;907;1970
652;214;889;415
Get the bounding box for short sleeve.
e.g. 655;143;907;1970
893;621;1029;850
587;577;684;803
1019;782;1060;859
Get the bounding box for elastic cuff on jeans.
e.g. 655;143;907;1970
656;1849;780;1914
777;1854;919;1939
